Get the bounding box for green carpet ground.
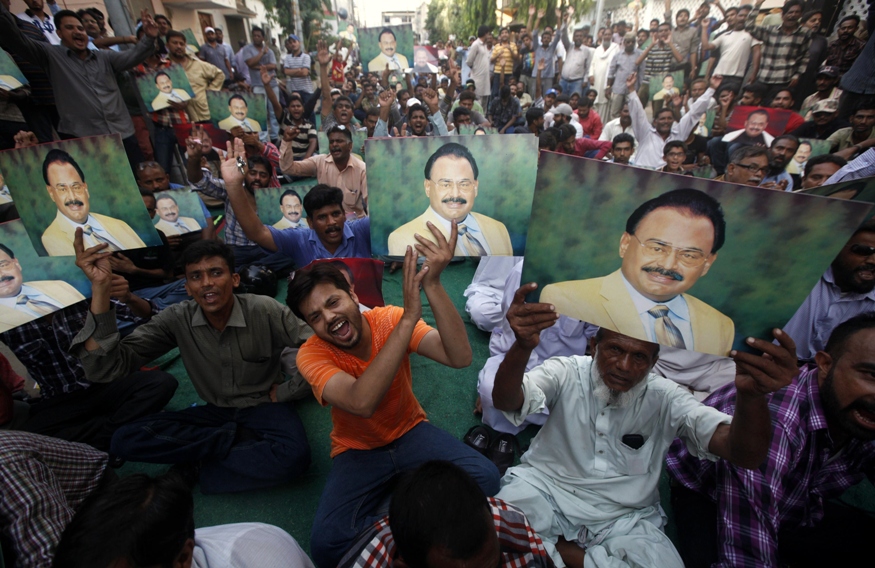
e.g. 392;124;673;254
118;258;875;556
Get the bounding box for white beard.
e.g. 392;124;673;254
591;347;640;408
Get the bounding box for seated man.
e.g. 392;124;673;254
71;238;312;494
667;313;875;567
338;461;552;568
135;160;215;242
221;138;371;268
718;145;770;186
0;431;111;568
288;226;500;567
463;256;520;332
610;132;636;165
782;219;875;362
375;88;450;138
760;135;799;191
53;472;314;568
799;154;848;190
491;284;797;567
186;132;295;275
279;125;368;219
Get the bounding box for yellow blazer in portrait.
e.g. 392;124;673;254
154;216;201;236
367;52;409;73
0;280;85;332
540;269;735;356
42;212;147;256
387;208;512;256
217;116;262;132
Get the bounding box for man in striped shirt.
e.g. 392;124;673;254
745;0;811;103
782;219;875;362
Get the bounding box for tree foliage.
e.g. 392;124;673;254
261;0;335;47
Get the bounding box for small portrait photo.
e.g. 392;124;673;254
522;152;874;357
0;220;91;333
785;138;831;175
412;46;439;74
0;135;162;256
180;28;200;53
135;64;194;112
359;24;414;75
294;257;386;309
152;190;208;236
367;134;539;257
254;182;318;230
724;106;793;139
207;91;267;133
0;50;28;92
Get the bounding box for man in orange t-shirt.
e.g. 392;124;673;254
289;222;501;568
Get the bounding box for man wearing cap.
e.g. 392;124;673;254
790;99;850;141
282;34;313;101
199;26;232;81
800;66;842;120
551;103;582;138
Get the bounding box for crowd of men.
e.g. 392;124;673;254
1;0;875;567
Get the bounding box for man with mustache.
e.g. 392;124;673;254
541;188;734;356
387;142;512;256
152;193;201;236
760;135;799;191
40;149;147;256
781;219;875;362
0;243;83;332
667;313;875;567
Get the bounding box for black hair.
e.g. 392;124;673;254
824;313;875;360
302;184;344;218
499;85;511;99
408;104;427;119
730;145;769;163
538;131;557;150
741;82;767;98
181;240;235;273
154;14;171;24
51;473;194;568
650;18;660;25
586;88;599;98
251;26;265;36
800;10;822;24
839;15;861;27
327;124;353;142
424;143;479;180
772;134;800;148
525;107;545;124
626;189;726;253
578;96;593;108
54;9;82;31
638;29;650;37
165;30;187;43
804;154;847;178
138;187;155;200
228;94;247;107
366;106;382;118
155;192;177;206
853;100;875;114
781;0;803;15
247;155;274;178
452;107;472;122
0;243;14;259
555;94;571;104
42;149;85;185
279;188;302;206
326;260;355;284
154;71;171;84
477;25;492;38
663;140;687;155
612;132;635;149
379;28;397;42
556;124;576;142
746;109;770;122
655;107;675;119
677;8;690;18
287;262;352;319
459;90;477;103
389;461;491;568
333;95;354;109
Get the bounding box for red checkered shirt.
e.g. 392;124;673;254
337;497;555;567
132;60;191;127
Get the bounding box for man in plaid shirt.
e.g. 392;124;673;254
667;313;875;567
745;0;811;103
338;461;553;568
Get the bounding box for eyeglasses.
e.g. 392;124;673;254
665;151;686;159
850;244;875;257
731;162;769;176
632;234;710;268
433;179;475;191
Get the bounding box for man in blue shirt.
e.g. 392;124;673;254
221;138;370;268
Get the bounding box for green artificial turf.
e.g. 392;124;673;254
117;258;875;556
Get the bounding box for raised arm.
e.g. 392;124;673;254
374;89;394;137
625;72;652;141
315;40;333;119
707;330;798;468
106;10;158;72
0;1;50;68
677;75;720;139
220;138;278;252
492;283;560;412
261;66;284;119
320;245;430;417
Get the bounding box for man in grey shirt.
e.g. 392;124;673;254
606;34;645;120
0;5;158;169
71;237;312;495
215;28;235;74
199;26;231;81
239;26;279;142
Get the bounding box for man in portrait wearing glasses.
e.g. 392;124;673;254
540;189;734;356
40;149;147;256
387;143;512;256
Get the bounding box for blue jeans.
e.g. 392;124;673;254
110;402;311;494
560;77;585;97
309;421;500;568
231;244;296;276
253;85;281;141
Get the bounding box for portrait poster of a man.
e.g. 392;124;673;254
522;152;874;356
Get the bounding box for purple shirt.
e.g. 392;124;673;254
666;366;875;567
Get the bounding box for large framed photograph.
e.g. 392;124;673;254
206;91;267;133
521;152;873;356
135;63;194;112
359;24;414;75
254;181;318;230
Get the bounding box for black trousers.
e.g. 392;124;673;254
671;482;875;568
22;370;178;452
